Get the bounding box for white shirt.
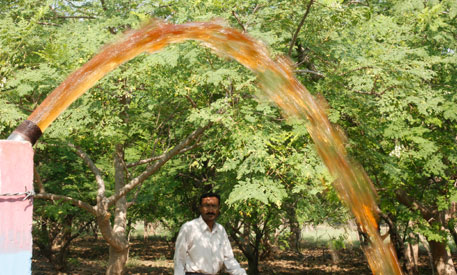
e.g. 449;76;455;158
174;216;247;275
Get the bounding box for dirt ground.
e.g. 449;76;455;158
32;237;434;274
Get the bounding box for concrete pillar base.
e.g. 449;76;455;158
0;140;34;274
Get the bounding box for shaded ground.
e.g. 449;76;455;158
32;237;434;274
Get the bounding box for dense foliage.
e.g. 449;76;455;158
1;0;457;274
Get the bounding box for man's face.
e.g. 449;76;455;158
200;196;220;223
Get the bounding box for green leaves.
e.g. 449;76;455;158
2;1;457;265
227;178;287;206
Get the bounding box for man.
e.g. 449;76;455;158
174;193;247;275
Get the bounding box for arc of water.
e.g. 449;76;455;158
8;20;402;275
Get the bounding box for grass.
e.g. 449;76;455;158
126;256;142;268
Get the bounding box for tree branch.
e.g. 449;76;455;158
177;142;200;155
288;0;315;57
68;219;94;244
106;123;212;207
228;223;248;256
68;143;106;203
127;140;200;169
126;179;146;209
185;95;197;108
396;189;436;221
56;15;96;19
34;166;45;193
252;4;262;14
34;192;96;215
295;69;324;77
232;10;246;32
244;4;262;31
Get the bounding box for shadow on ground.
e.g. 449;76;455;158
32;237;435;274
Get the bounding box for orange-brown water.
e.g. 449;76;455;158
26;21;402;274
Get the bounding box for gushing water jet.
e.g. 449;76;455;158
6;20;402;274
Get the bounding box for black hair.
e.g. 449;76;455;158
200;192;220;205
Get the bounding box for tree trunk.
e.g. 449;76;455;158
395;190;457;274
418;234;436;275
381;213;406;269
429;240;457;275
35;215;74;272
107;246;130;275
144;221;156;240
244;220;260;275
447;221;457;249
246;255;259;275
286;200;301;254
105;144;130;275
229;220;261;275
90;221;99;241
356;223;369;247
404;232;419;275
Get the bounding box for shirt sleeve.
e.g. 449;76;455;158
173;224;188;275
222;227;247;275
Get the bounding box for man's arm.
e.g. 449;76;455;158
173;224;188;275
222;228;247;275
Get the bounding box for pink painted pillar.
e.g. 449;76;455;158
0;140;34;274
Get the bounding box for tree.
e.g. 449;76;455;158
4;0;457;274
308;1;457;274
32;142;97;272
1;1;216;273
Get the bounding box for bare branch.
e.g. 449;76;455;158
126;173;148;209
232;10;246;32
107;123;212;207
288;0;315;57
252;4;262;14
68;143;105;203
68;219;95;243
177;142;200;155
370;75;379;94
244;4;263;32
185;95;197;108
35;192;96;215
128;186;143;208
396;190;436;221
34;166;45;193
295;69;324;77
116;145;131;179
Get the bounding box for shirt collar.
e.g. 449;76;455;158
198;215;218;233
